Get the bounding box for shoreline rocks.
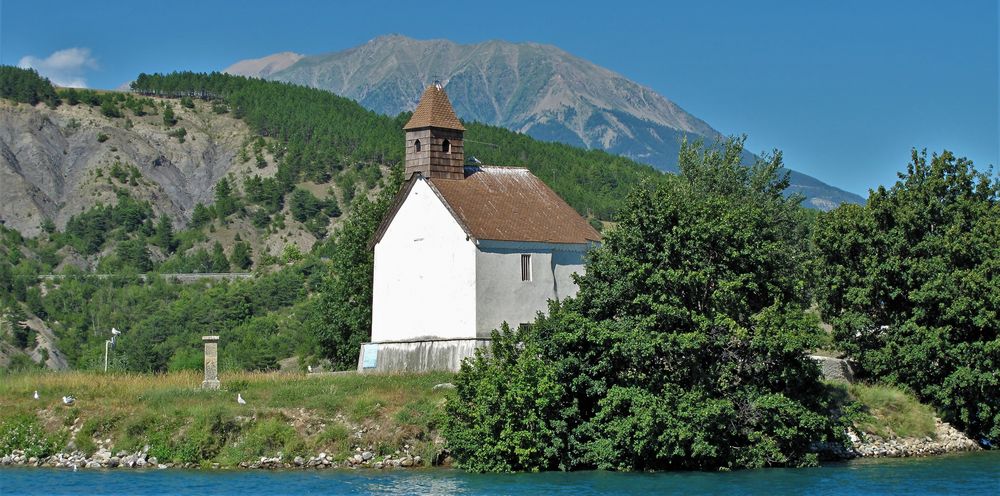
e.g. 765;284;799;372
814;419;982;460
0;444;428;471
0;420;985;471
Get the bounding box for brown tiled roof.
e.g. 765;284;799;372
403;84;466;131
427;166;601;244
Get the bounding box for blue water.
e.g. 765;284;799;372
1;452;997;495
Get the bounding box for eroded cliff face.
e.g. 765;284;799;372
0;98;260;237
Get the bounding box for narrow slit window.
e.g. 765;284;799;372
442;139;451;153
413;139;421;152
521;254;531;281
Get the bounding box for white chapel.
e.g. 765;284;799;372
359;83;601;372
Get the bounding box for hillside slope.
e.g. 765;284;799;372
227;35;864;209
0;99;259;238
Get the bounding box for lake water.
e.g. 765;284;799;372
1;452;997;495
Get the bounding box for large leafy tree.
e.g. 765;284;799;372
814;150;999;441
446;138;833;472
306;167;403;368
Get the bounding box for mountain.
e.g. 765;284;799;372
225;35;864;209
223;51;304;78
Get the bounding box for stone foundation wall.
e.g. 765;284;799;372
357;338;491;373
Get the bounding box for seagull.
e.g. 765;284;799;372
33;390;39;400
237;393;246;405
307;365;312;373
111;328;121;336
62;396;75;406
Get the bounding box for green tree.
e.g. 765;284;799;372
40;218;56;235
100;98;122;118
116;239;152;272
162;103;176;126
289;188;322;223
814;149;1000;442
446;138;832;472
190;203;214;228
210;242;230;272
305;167;402;368
231;241;252;270
214;177;238;220
153;216;177;253
0;66;60;107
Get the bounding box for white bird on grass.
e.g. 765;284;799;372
307;365;312;373
33;390;39;400
62;396;75;406
237;393;247;405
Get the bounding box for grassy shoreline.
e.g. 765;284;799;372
0;371;968;471
0;371;454;468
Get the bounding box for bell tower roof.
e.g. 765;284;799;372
404;83;466;131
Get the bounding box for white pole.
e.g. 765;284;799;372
104;340;111;372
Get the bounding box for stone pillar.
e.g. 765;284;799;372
202;335;220;389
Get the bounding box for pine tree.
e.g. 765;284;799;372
210;242;230;272
153;216;177;253
231;241;252;270
162;104;176;126
214;177;238;219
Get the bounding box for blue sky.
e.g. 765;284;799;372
1;0;996;196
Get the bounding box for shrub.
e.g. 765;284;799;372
220;417;301;464
446;138;834;472
814;150;1000;442
173;407;239;463
0;415;62;458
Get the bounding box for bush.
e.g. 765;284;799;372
220;417;303;464
168;127;187;143
814;150;1000;442
445;138;834;472
173;407;239;463
445;323;568;472
0;415;62;458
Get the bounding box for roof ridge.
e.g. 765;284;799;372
464;164;531;172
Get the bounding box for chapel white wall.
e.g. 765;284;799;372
474;240;589;338
371;179;477;342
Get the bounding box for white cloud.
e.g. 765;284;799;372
18;47;99;88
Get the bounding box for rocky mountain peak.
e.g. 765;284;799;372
227;36;863;209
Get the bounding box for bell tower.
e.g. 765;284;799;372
403;82;465;180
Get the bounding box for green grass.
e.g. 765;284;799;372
0;370;454;465
830;382;938;439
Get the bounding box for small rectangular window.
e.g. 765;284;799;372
521;254;531;281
